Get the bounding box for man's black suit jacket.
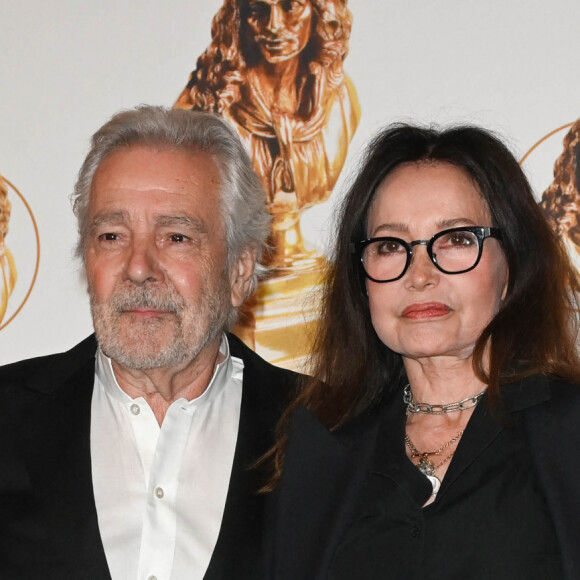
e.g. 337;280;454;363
0;333;298;579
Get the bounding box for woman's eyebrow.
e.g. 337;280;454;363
371;222;409;236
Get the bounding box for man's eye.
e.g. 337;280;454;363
98;233;119;241
169;233;189;243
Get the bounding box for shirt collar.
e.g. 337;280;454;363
95;333;240;408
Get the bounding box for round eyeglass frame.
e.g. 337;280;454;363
351;226;502;283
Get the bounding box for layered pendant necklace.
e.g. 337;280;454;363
403;383;485;496
405;430;464;496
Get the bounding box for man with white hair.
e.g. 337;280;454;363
0;106;298;579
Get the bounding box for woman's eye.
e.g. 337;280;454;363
169;233;189;243
437;231;478;251
376;240;404;254
448;233;474;246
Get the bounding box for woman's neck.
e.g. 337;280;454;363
403;354;487;404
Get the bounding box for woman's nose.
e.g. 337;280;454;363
405;244;439;289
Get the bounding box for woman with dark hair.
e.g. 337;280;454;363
264;124;580;579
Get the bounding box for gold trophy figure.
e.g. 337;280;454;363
540;118;580;269
176;0;360;367
0;175;17;324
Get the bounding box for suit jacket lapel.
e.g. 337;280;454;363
439;377;553;503
204;334;297;580
18;337;111;577
432;395;504;503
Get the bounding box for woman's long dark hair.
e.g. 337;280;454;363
263;123;580;490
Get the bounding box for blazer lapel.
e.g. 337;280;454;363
18;339;111;578
432;396;504;503
437;378;551;503
204;335;297;580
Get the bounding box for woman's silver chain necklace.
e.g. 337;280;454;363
404;384;486;414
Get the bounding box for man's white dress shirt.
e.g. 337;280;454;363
90;335;243;580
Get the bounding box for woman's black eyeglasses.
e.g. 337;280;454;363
351;226;502;283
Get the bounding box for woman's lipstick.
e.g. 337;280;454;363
401;302;450;319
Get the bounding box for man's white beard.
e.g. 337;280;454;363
90;273;232;371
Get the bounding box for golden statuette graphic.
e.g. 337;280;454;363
0;174;17;324
176;0;360;368
539;118;580;267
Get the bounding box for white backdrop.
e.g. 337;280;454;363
2;0;579;364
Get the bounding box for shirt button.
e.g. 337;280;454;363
130;404;140;416
410;526;421;538
154;486;164;499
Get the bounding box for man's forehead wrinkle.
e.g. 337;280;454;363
154;214;209;234
172;168;223;192
90;210;130;227
97;181;198;195
88;208;210;235
95;170;212;193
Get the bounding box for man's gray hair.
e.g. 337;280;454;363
72;105;271;295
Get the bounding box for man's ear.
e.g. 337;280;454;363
229;246;257;307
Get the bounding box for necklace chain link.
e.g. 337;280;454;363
404;384;486;414
405;430;464;459
405;430;464;481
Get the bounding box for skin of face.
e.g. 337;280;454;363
246;0;313;64
365;162;509;366
85;145;255;372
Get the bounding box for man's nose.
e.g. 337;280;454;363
124;238;161;284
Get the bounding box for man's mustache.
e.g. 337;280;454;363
110;286;185;313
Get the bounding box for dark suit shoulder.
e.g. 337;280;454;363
543;375;580;403
517;375;580;579
529;374;580;411
226;332;302;400
500;373;580;415
522;376;580;436
0;335;97;395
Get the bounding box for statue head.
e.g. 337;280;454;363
241;0;314;65
540;119;580;249
181;0;353;112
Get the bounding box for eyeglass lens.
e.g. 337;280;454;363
362;229;481;281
